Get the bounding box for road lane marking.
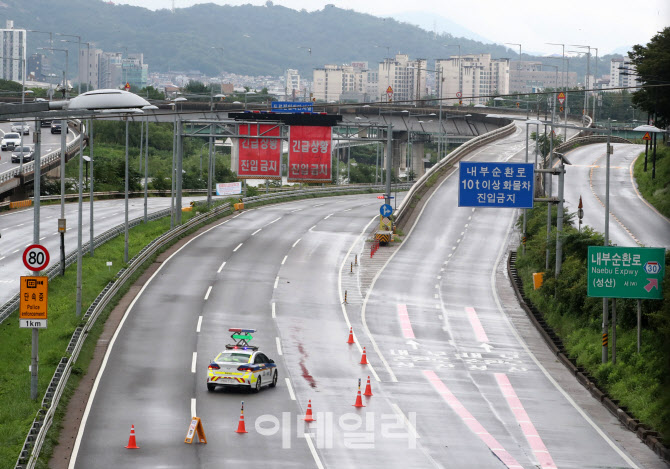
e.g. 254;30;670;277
267;217;281;225
397;304;415;339
191;398;197;418
390;403;420;439
492;203;640;469
39;237;46;241
292;238;301;248
324;213;333;219
196;316;203;333
281;255;288;265
495;373;557;469
251;228;261;236
290;208;302;212
271;302;276;319
304;433;325;469
309;225;316;231
70;199;235;467
285;378;296;400
276;337;282;355
191;352;197;373
233;243;243;252
423;370;523;469
274;276;279;289
12;249;19;254
466;307;489;343
217;261;226;273
0;256;5;261
204;286;212;300
343;208;352;212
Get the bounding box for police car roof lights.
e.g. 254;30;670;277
226;328;258;350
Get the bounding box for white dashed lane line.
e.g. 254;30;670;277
217;261;226;273
233;243;243;252
196;316;202;333
281;255;288;265
274;276;279;289
285;378;296;400
272;302;276;318
204;286;212;300
252;228;261;236
191;398;197;418
292;238;301;248
191;352;197;373
276;337;282;355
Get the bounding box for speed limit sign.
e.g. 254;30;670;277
23;244;50;272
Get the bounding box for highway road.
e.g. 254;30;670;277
0;196;215;305
0;120;73;174
559;142;670;249
67;122;666;468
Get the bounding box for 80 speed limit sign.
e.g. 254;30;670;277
23;244;50;272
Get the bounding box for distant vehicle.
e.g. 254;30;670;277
207;328;278;393
1;132;22;151
50;122;68;134
11;123;30;135
40;120;52;127
11;146;34;163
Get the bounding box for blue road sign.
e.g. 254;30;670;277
380;204;393;217
271;101;314;113
458;162;534;208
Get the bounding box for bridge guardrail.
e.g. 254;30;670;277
0;121;82;186
395;119;517;225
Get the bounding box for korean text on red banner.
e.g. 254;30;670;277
287;125;332;182
238;124;282;180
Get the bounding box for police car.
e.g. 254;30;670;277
207;328;278;392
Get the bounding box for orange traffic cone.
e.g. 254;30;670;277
353;379;366;408
347;327;355;344
363;376;373;396
303;400;316;422
236;401;248;434
360;346;368;365
125;424;139;449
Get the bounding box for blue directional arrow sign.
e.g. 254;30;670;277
380;204;393;217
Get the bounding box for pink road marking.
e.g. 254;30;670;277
423;370;523;469
495;373;557;469
465;307;489;343
397;304;415;339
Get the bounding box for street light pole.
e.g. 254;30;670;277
124;117;129;263
570;44;592;120
56;33;81;94
89;119;94;256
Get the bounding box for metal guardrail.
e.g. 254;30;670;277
395;119;517;224
12;180;413;469
0;122;82;186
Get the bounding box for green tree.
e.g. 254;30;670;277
628;27;670;127
530;132;563;157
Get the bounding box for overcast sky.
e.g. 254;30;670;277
113;0;668;56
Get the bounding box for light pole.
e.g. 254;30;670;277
523;119;542;255
569;44;592;120
143;105;158;222
244;90;256;110
409;65;442;159
546;43;566;89
56;33;81;95
39;47;69;276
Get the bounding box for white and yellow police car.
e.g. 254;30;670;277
207;328;278;392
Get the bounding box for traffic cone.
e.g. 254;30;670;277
236;401;248;434
353;382;365;408
360;346;368;365
363;376;373;396
347;327;355;344
125;424;139;449
303;400;316;422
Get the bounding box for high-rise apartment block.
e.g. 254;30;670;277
508;61;577;93
436;54;509;105
0;20;26;82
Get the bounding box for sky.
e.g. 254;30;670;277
112;0;669;56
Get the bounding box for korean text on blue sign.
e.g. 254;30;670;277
271;101;314;113
458;162;534;208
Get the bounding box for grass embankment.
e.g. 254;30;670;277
0;209;198;468
515;142;670;441
633;144;670;218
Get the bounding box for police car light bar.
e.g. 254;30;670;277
228;328;256;333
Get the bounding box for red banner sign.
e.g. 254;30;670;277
238;124;282;180
287;126;332;182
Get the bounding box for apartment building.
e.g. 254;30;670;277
79;47;102;90
608;57;640;91
284;68;300;98
123;53;148;90
509;61;577;93
98;52;123;89
0;20;26;82
436;54;509;105
377;54;427;103
313;62;375;102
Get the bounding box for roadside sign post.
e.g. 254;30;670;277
588;246;665;360
21;245;50;400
